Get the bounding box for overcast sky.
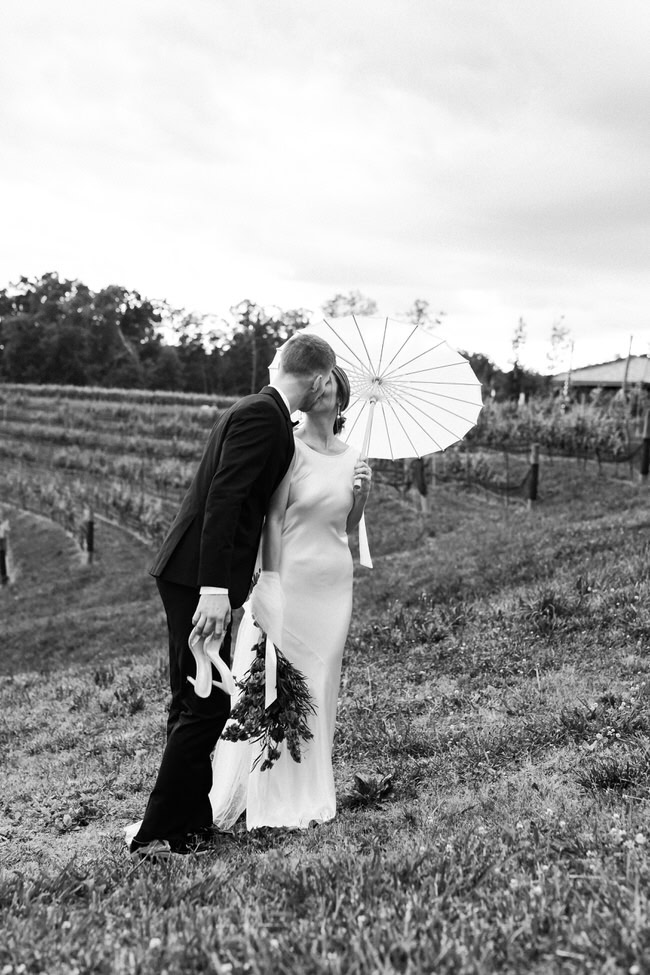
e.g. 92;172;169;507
1;0;649;372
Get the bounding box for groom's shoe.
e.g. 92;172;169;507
129;838;173;862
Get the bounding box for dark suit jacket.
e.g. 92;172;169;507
150;386;295;609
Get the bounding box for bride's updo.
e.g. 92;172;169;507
332;365;351;435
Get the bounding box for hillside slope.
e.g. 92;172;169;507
2;388;650;972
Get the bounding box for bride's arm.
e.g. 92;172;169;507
346;459;372;533
261;458;294;571
249;461;294;643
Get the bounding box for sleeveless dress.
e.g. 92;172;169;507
209;437;359;830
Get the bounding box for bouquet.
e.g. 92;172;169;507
221;631;316;771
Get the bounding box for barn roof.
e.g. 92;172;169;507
552;356;650;387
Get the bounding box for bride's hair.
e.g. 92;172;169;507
332;365;350;435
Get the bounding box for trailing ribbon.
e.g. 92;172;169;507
264;633;278;708
359;511;373;568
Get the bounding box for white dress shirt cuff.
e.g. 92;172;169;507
200;586;229;595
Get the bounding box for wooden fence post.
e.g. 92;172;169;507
640;410;650;481
84;507;95;564
411;457;429;513
0;520;9;585
528;443;540;509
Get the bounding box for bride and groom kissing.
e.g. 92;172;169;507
127;331;372;860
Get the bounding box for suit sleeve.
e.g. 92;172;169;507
197;400;287;588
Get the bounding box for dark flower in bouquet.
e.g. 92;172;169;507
221;630;316;771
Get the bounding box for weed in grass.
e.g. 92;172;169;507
575;572;598;597
27;727;83;756
43;794;105;833
94;663;116;687
335;703;440;767
576;750;650;795
342;773;394;809
352;593;472;656
69;687;93;711
99;675;146;716
520;585;581;636
559;693;650;746
439;716;566;781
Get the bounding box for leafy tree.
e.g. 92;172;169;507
322;290;377;318
461;350;548;403
0;273;85;382
40;320;90;386
404;299;446;331
153;302;233;394
0;273;162;387
507;317;528;400
221;301;308;395
86;285;160;387
0;274;319;393
142;342;184;392
511;317;527;365
1;314;46;382
547;315;572;375
175;313;213;393
461;351;506;400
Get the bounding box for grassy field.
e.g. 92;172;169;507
2;390;650;973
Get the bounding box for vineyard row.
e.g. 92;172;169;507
1;385;644;461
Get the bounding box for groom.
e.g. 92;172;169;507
130;332;336;859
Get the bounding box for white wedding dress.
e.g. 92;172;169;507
210;437;359;830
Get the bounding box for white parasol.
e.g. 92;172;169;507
268;315;482;570
300;315;483;460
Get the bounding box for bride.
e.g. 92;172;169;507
209;365;372;830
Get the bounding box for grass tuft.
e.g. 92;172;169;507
576;751;650;794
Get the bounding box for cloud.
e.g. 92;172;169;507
1;0;649;369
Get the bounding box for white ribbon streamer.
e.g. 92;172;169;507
264;633;278;708
358;511;373;568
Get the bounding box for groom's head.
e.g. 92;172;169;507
276;333;336;412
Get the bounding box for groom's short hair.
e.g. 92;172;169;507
280;333;335;377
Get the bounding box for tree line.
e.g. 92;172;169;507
0;272;546;398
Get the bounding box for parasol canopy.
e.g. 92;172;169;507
297;315;483;460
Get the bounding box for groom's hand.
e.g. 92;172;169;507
192;593;231;639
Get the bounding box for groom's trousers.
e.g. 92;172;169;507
133;578;232;848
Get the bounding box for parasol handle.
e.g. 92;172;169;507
354;398;376;489
354;399;375;570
